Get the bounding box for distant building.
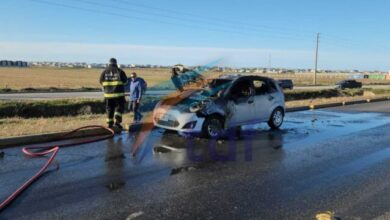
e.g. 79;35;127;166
0;60;28;67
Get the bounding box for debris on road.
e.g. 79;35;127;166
126;211;144;220
316;211;341;220
171;165;198;175
153;145;185;153
0;151;4;159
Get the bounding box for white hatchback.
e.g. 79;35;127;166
153;75;285;138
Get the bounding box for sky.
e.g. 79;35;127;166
0;0;389;70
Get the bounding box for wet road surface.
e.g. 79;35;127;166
0;101;389;219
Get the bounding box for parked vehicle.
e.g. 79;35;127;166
277;79;294;90
153;75;285;138
335;80;362;89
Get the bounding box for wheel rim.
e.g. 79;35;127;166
208;119;222;137
273;110;283;126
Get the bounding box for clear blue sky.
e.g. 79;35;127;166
1;0;389;70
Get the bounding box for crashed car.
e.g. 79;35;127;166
153;74;285;138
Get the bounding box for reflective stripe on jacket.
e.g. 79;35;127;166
99;64;128;99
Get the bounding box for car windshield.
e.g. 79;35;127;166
199;79;232;97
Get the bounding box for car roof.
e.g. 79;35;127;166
217;74;275;82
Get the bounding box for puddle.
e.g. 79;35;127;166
282;110;390;150
284;120;305;124
328;124;344;127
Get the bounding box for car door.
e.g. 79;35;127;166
226;79;256;126
253;79;277;121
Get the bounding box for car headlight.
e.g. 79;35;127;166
189;102;203;113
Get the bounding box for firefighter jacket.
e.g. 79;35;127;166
99;64;128;98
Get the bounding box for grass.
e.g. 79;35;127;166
0;67;171;90
0;99;104;118
0;97;160;118
0;113;131;138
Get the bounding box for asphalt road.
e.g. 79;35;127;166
0;101;389;219
0;85;389;100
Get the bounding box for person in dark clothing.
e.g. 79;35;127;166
99;58;128;129
171;66;184;92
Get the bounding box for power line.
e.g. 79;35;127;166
27;0;255;37
111;0;316;37
29;0;390;65
29;0;315;43
73;0;314;41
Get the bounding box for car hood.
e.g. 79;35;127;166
156;89;216;113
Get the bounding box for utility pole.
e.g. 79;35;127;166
314;33;320;85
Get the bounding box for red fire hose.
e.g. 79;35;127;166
0;125;115;212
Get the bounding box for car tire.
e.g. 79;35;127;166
202;115;224;138
268;107;284;129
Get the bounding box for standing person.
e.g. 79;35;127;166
128;75;147;95
99;58;127;129
128;72;143;123
171;66;184;92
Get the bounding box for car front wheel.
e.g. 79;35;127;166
202;115;224;138
268;108;284;129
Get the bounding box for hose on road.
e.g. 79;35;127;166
0;125;115;212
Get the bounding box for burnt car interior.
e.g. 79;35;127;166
202;79;232;98
230;80;254;101
254;79;278;95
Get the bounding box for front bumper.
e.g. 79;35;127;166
153;107;205;133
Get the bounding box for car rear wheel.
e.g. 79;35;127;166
202;115;224;138
268;108;284;129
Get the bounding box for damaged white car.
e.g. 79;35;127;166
153;74;285;138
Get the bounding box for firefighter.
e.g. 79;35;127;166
99;58;128;129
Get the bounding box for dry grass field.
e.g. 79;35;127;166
0;67;171;89
0;112;139;138
0;67;389;90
